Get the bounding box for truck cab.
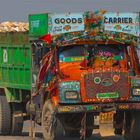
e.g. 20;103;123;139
56;42;134;105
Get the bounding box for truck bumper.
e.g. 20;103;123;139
57;102;140;113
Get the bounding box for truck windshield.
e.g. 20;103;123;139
88;45;125;68
59;46;85;62
92;45;124;57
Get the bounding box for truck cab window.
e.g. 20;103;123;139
88;45;125;69
59;46;85;62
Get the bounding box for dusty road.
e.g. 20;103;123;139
0;122;125;140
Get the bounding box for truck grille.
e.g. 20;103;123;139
84;72;129;99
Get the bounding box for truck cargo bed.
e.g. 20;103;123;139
0;32;31;90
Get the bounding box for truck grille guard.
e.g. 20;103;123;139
80;70;130;102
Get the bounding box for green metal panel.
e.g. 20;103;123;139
3;87;30;103
0;32;31;90
29;13;48;37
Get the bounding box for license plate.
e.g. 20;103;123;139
97;92;119;99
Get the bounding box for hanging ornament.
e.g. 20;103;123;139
94;77;101;84
113;75;120;83
39;34;52;45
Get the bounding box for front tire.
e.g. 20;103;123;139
42;100;64;140
130;111;140;140
0;95;11;135
124;111;132;140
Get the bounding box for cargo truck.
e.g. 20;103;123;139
0;32;30;135
0;11;140;140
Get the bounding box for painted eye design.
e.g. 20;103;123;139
113;75;120;82
94;77;101;84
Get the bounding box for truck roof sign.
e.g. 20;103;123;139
48;13;84;35
104;12;139;36
29;11;139;46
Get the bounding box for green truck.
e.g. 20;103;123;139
0;32;31;135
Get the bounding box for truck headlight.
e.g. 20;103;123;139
65;91;78;100
59;81;81;102
133;88;140;95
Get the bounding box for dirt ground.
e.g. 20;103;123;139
0;121;125;140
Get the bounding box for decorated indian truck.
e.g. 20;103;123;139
0;11;139;140
28;11;140;140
